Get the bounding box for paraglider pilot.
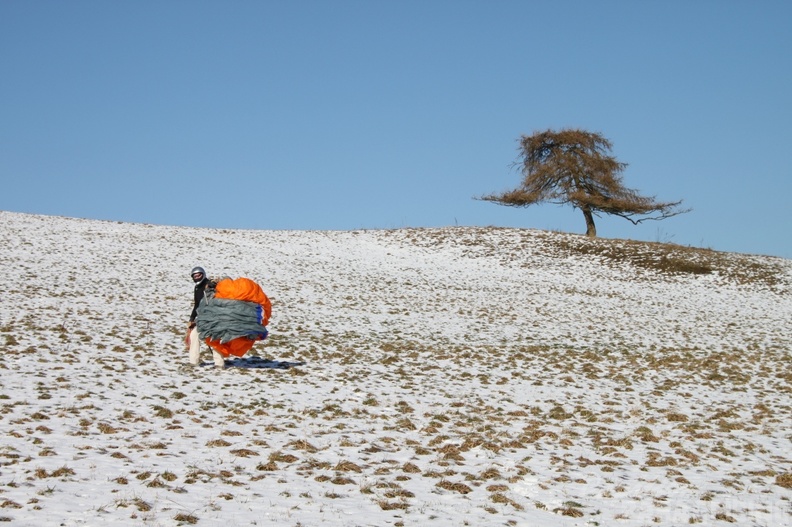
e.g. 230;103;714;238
186;266;226;368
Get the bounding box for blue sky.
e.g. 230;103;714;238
2;1;790;258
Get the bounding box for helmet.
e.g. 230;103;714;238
190;266;206;281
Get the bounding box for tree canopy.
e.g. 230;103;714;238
479;129;689;237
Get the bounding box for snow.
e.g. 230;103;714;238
0;210;790;527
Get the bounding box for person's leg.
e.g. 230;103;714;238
212;349;226;368
188;327;201;365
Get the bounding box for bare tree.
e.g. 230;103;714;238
479;129;689;237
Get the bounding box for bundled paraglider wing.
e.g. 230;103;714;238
197;298;267;344
214;277;272;324
196;277;271;358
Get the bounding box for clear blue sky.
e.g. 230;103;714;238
2;1;790;258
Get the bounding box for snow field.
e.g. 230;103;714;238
0;210;790;526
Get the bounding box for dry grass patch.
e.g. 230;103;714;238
666;412;689;423
230;448;258;458
552;234;787;287
284;439;318;452
151;405;174;419
479;467;502;480
221;429;243;437
35;465;75;479
775;473;792;489
334;460;363;473
715;512;737;523
401;462;420;474
255;461;278;471
173;513;198;524
269;451;299;464
436;480;472;494
554;502;585;517
146;477;168;488
97;422;119;434
490;492;524;510
330;476;356;485
377;499;409;511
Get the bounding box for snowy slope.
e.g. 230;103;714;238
0;210;790;527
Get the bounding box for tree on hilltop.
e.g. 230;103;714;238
478;128;689;237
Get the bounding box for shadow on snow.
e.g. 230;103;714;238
201;356;306;370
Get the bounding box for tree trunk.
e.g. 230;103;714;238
582;207;597;237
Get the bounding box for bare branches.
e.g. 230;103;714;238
478;128;689;237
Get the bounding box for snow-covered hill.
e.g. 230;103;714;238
1;210;790;526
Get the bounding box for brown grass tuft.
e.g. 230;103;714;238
775;473;792;489
173;513;198;524
436;480;472;494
